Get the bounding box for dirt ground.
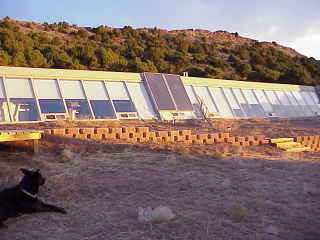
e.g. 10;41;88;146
0;119;320;240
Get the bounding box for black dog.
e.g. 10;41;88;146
0;168;67;228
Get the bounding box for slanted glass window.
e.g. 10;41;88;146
275;90;295;117
292;91;313;116
90;100;115;119
254;90;273;115
223;88;244;118
106;82;136;113
113;100;136;112
185;85;202;117
9;98;39;121
83;81;109;100
39;99;65;113
65;99;92;120
242;89;266;118
34;79;66;116
209;87;233;118
83;81;116;119
60;80;85;99
193;86;218;116
5;78;39;121
6;78;34;98
265;90;282;117
34;79;61;99
126;82;156;119
301;91;319;115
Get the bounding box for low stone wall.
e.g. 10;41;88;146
43;127;269;147
295;136;320;151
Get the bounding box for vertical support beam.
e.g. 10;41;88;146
1;76;13;122
103;81;118;119
30;78;43;121
33;139;39;153
80;80;95;119
56;79;69;119
123;81;141;119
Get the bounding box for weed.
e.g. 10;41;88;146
178;146;190;156
230;204;248;222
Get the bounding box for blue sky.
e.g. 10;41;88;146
1;0;320;59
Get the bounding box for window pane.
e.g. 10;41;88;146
193;86;218;113
106;82;129;100
185;85;202;117
6;78;34;98
60;80;85;99
126;82;156;119
90;100;115;119
34;79;61;99
39;99;66;113
65;99;92;119
0;100;10;122
209;87;233;117
113;100;136;112
9;98;39;121
83;81;109;100
223;88;245;118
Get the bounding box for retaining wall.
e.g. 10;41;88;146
44;127;269;146
295;136;320;151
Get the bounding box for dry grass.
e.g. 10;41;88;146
0;137;319;240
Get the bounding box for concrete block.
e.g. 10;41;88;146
51;129;65;135
43;129;52;135
91;134;103;140
135;127;149;133
65;128;79;134
79;128;94;134
179;130;192;136
94;128;108;134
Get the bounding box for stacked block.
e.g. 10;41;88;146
43;127;269;148
295;135;320;151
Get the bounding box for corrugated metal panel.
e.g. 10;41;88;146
126;82;156;119
209;88;233;117
106;82;129;100
143;73;175;110
164;74;193;111
6;78;34;98
34;79;60;99
193;86;218;113
60;80;85;99
0;78;5;98
83;81;109;100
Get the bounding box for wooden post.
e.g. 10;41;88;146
33;139;39;153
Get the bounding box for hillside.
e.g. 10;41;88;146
0;17;320;85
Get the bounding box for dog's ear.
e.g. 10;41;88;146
20;168;30;175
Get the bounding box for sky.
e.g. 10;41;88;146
1;0;320;60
